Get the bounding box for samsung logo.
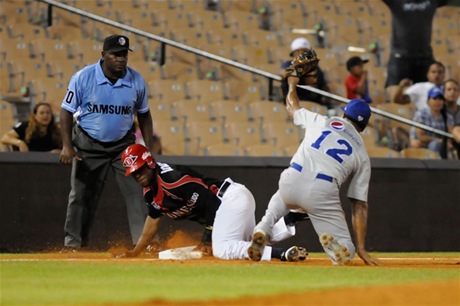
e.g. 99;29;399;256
87;103;132;115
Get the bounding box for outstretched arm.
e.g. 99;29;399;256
351;199;381;266
286;76;301;119
123;216;160;258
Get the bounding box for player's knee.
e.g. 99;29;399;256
211;242;228;260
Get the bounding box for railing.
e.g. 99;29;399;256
36;0;453;139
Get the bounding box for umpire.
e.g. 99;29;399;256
59;34;154;251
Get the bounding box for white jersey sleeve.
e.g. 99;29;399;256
293;108;328;129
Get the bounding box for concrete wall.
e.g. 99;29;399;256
1;152;459;253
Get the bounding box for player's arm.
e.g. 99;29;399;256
137;110;154;153
125;216;160;258
350;199;381;266
286;76;301;119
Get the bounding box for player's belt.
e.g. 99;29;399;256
217;179;232;198
290;163;334;183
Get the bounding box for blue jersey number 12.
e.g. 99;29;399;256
311;130;352;163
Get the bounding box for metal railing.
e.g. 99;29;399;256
37;0;453;139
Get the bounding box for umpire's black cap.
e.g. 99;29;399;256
103;35;132;52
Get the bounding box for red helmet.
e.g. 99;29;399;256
121;144;156;176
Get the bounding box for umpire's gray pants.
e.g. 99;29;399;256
64;126;148;248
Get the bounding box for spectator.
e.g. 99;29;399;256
443;79;460;125
382;0;449;87
345;56;372;103
410;86;454;158
393;61;445;110
59;34;154;252
443;79;460;158
1;102;62;153
116;144;308;261
280;38;332;108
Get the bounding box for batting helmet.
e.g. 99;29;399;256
121;144;156;176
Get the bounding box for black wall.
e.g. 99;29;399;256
1;153;459;253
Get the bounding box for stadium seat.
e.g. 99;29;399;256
248;100;289;124
400;148;441;160
367;146;401;158
244;144;283;157
203;143;243;156
224;79;264;103
185;80;225;103
224;121;262;148
149;100;175;122
211;100;250;123
152;119;188;155
148;79;186;102
185;121;225;155
224;10;261;31
172;100;213;123
262;122;301;148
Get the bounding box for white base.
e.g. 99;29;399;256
158;246;203;260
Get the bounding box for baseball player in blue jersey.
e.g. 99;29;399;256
59;35;154;251
248;74;381;266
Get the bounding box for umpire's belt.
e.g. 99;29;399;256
290;162;334;183
77;124;129;147
217;178;233;198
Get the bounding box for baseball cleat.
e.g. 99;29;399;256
319;233;352;266
281;246;308;262
248;230;267;261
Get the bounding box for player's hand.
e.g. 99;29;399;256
60;145;82;164
193;243;213;256
113;250;137;258
357;250;381;266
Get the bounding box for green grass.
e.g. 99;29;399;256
1;257;459;306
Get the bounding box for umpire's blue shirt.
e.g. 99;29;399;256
61;59;149;142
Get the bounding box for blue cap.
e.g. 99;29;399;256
340;99;371;127
427;86;444;99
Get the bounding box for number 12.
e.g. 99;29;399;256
311;130;352;163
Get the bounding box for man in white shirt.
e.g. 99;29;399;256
393;61;445;110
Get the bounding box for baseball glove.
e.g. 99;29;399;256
284;49;320;86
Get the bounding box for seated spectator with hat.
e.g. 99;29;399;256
279;38;331;108
345;56;372;104
410;86;454;158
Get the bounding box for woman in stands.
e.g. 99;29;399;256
1;102;62;152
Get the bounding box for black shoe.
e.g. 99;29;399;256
284;211;310;227
280;246;308;262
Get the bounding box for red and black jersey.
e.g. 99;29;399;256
143;162;223;228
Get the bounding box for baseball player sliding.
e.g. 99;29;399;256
116;144;307;261
248;66;381;266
